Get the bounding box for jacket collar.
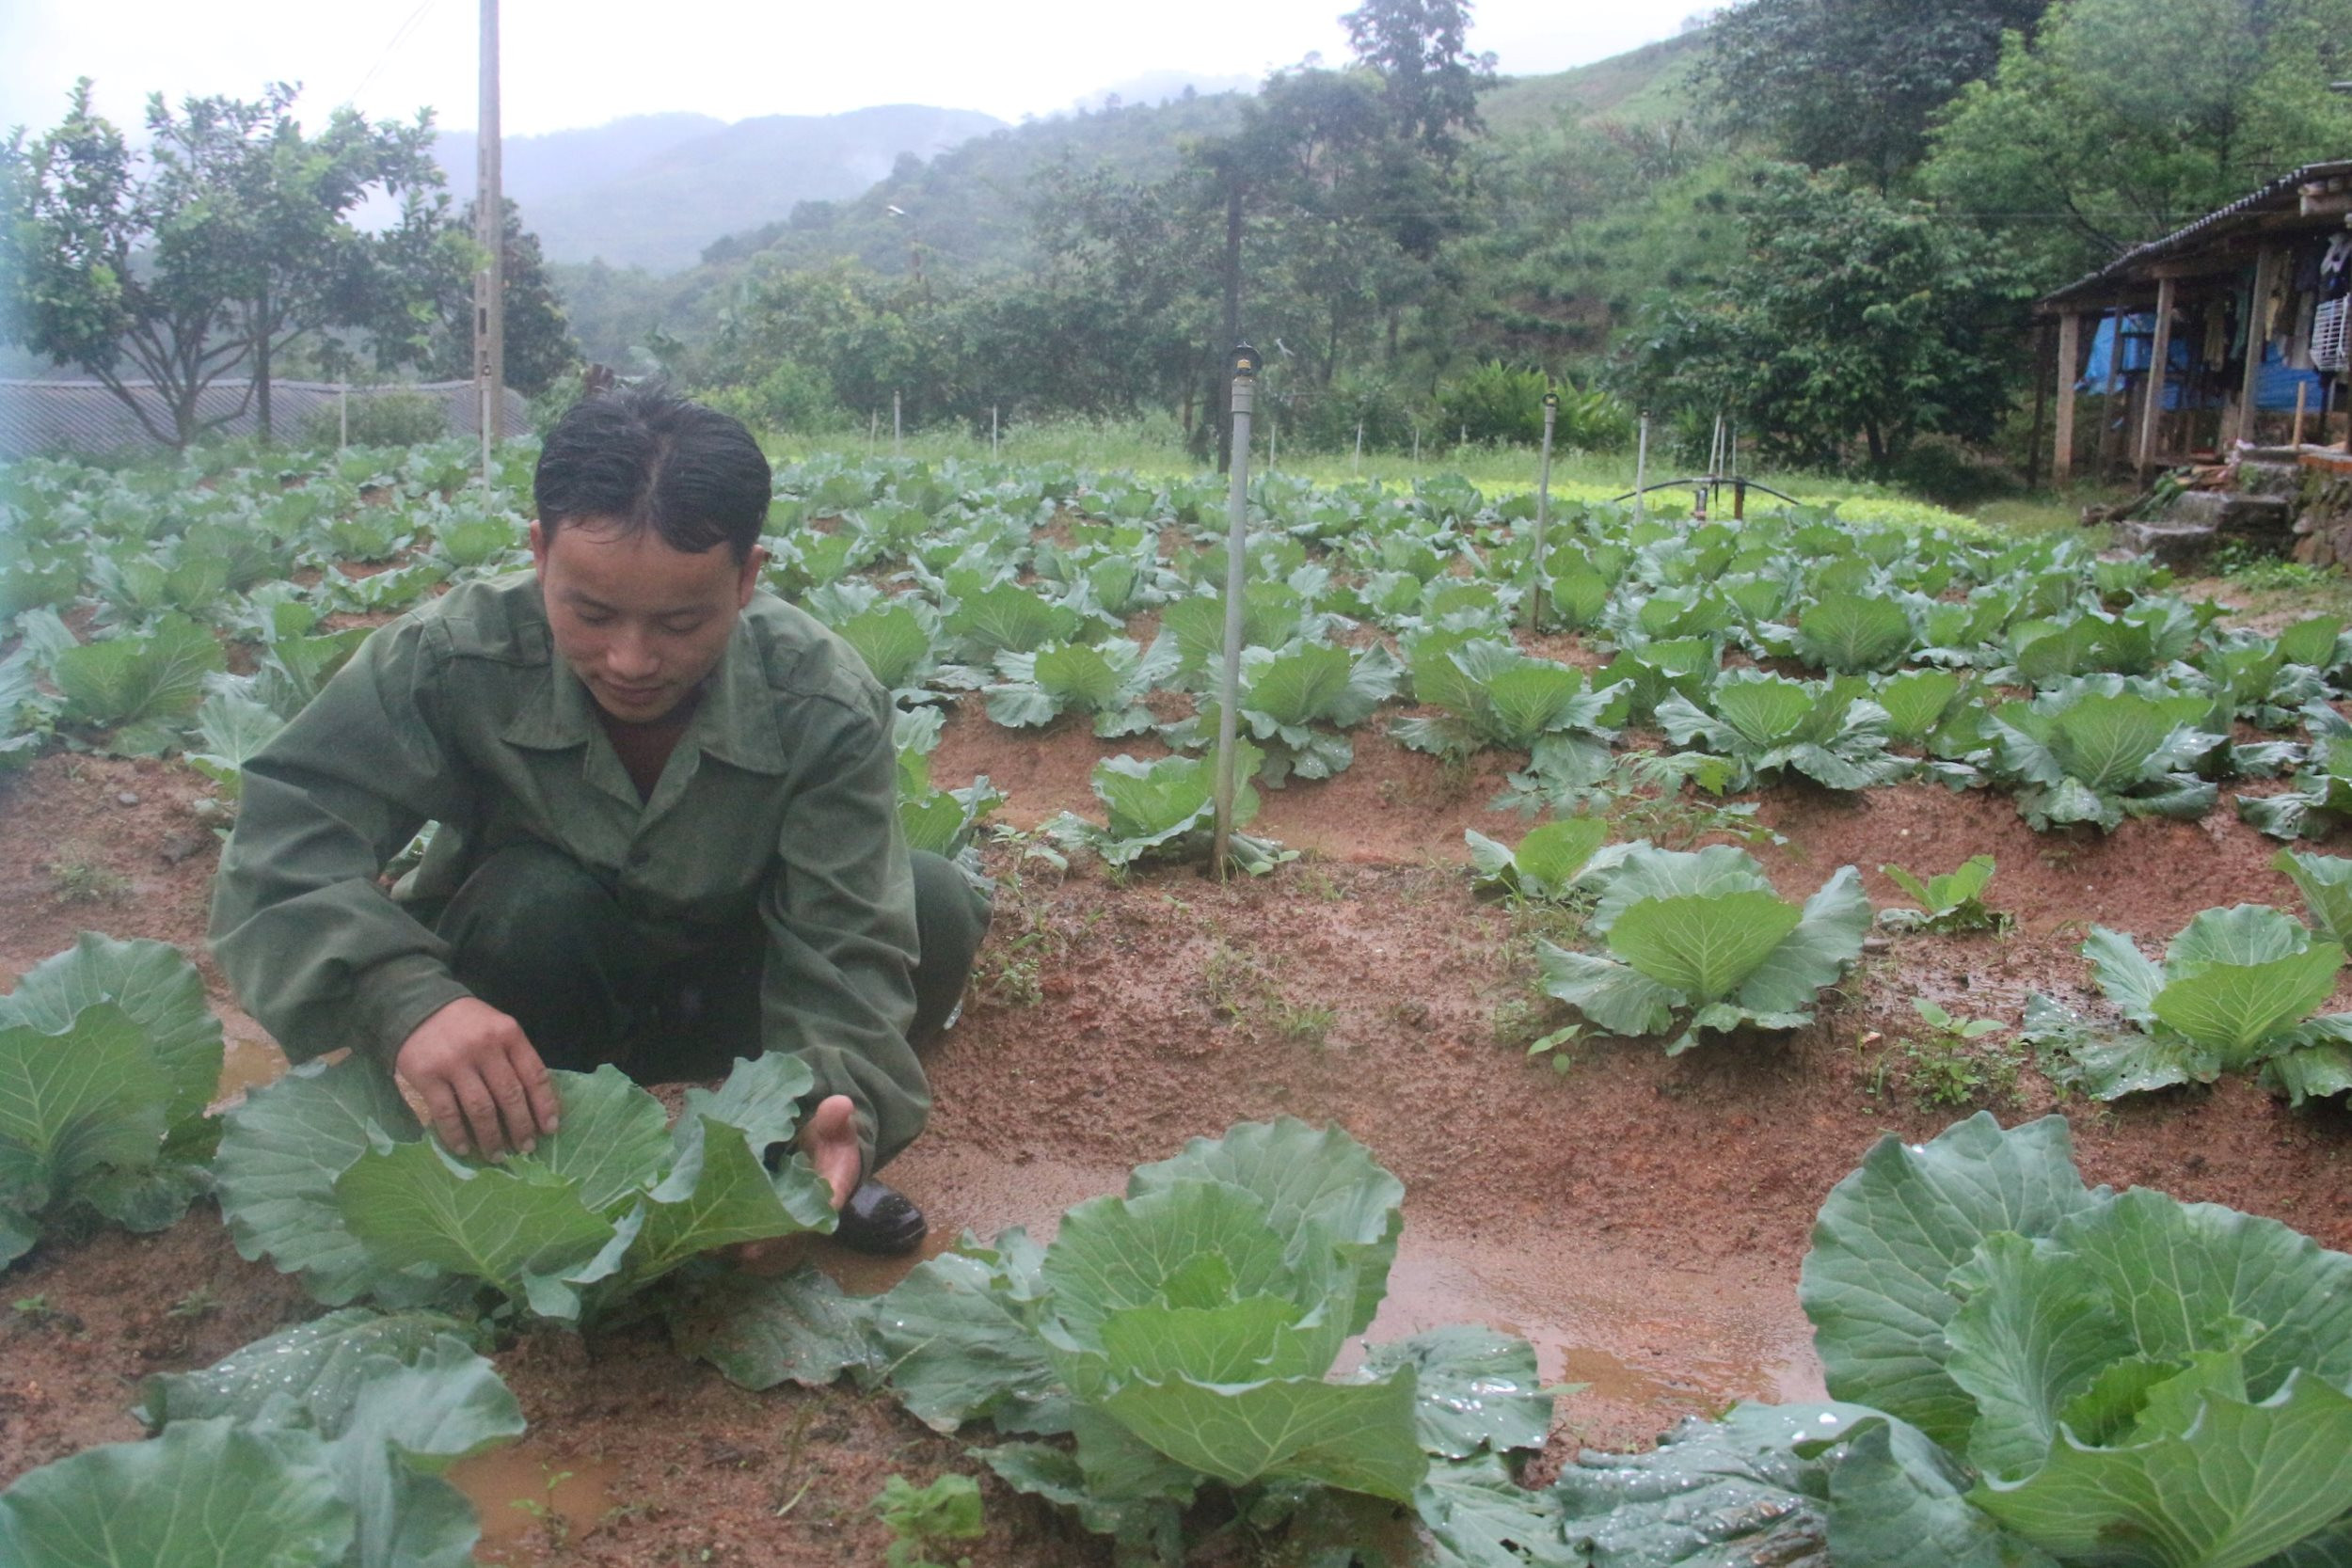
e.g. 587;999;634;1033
499;610;787;774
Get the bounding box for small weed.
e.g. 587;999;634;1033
166;1285;222;1321
974;927;1052;1007
1267;998;1337;1049
1490;994;1580;1073
1505;889;1594;952
1201;942;1259;1022
11;1294;60;1328
1295;862;1347;903
2212;540;2337;594
872;1473;984;1568
509;1463;580;1550
1202;942;1332;1046
47;852;130;903
969;841;1066;1007
1894;998;2022;1110
1502;750;1783;851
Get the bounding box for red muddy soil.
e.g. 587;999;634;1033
2;681;2348;1565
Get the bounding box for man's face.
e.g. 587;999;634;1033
531;517;764;723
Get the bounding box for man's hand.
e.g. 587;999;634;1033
797;1093;861;1210
394;997;561;1159
726;1093;860;1275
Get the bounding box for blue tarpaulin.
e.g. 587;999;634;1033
2078;312;2325;411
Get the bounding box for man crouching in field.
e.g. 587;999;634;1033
209;384;989;1256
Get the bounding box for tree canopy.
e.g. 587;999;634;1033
1922;0;2352;283
1619;166;2031;474
1;81;464;448
1706;0;2050;187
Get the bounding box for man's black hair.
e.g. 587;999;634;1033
533;383;771;562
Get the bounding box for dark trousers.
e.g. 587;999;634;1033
433;841;989;1083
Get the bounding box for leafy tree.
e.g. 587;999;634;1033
1617;166;2031;473
1340;0;1497;161
428;198;581;397
1706;0;2050;186
1;81;462;448
1923;0;2352;282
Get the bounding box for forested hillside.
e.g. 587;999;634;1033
538;0;2347;480
21;0;2337;476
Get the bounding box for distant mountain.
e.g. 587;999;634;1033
702;88;1248;279
435;113;725;210
437;105;1005;272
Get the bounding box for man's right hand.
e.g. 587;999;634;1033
394;997;561;1159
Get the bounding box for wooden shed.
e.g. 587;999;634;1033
2039;160;2352;483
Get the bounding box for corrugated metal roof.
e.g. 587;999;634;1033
0;379;529;462
2041;159;2352;307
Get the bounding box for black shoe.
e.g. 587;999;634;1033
834;1178;927;1256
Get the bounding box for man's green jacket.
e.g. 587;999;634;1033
207;573;926;1171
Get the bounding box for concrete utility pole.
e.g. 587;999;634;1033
1211;344;1260;879
473;0;505;486
1527;391;1556;634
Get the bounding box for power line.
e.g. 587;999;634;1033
340;0;440;115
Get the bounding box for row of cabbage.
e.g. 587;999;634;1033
1471;812;2352;1107
8;444;2352;859
8;919;2345;1568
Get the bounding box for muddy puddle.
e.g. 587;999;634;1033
447;1443;623;1553
823;1140;1823;1449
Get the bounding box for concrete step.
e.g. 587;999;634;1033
2159;489;2295;540
2233;459;2304;498
2116;518;2219;565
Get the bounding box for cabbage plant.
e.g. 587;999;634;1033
1549;1115;2352;1568
788;1120;1551;1564
1789;589;1916;673
0;935;223;1266
2021;904;2352;1105
1536;844;1870;1054
2240;736;2352;841
47;611;225;755
2272;847;2352;947
1465;816;1613;901
1391;637;1626;777
1044;746;1294;874
1878;856;2009;935
1984;678;2218;832
215;1054;838;1323
0;1308;523;1568
893;708;1001;860
1163;640;1401;784
982;637;1173;737
1794;1113;2352;1568
1657;671;1908;792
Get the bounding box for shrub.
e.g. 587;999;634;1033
301;388;450;449
700;359;848;436
1434;361;1551;446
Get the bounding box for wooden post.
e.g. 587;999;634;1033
2098;306;2126;473
2137;277;2176;482
2236;248;2278;446
2054;312;2081;485
2027;319;2053;490
2295;381;2309;447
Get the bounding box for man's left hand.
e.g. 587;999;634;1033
726;1093;860;1275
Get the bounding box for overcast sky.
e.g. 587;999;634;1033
4;0;1708;140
